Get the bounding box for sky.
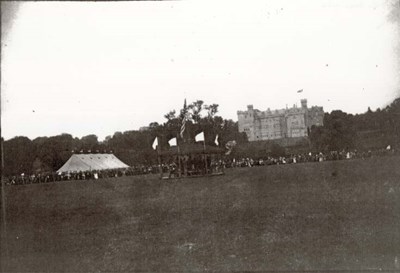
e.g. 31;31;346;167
1;0;399;141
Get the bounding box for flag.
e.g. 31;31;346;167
297;89;303;93
180;99;187;138
225;140;237;155
168;137;177;146
214;134;219;146
195;132;205;142
152;137;158;150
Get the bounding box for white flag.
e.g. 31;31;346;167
152;137;158;150
225;140;236;155
195;132;205;142
214;134;219;146
168;137;177;146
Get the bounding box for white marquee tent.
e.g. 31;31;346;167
57;154;129;173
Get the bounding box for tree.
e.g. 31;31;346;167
43;134;75;170
164;110;176;122
188;100;204;123
309;125;329;151
219;119;248;146
3;136;36;176
81;134;99;151
308;110;356;151
149;122;160;129
204;103;219;119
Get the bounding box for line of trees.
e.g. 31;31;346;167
309;98;400;152
2;100;247;176
2;97;399;176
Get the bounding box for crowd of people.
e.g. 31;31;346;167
4;146;397;186
5;165;159;185
224;146;397;168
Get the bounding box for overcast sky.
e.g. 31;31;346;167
1;0;399;141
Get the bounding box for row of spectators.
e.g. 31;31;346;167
6;165;159;185
225;147;398;168
5;146;397;185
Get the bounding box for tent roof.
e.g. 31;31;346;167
160;143;224;156
57;154;129;173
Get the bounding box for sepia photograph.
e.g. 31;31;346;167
1;0;400;272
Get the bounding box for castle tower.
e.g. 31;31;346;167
237;105;256;141
300;99;310;134
301;99;307;109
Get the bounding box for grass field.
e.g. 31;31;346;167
1;156;400;272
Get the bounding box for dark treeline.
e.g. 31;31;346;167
2;97;399;176
309;97;400;152
2;100;246;176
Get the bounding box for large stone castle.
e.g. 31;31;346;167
237;99;324;141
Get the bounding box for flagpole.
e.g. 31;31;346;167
203;137;208;175
177;133;181;178
157;137;162;179
179;98;187;177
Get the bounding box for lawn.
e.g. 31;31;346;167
1;156;400;272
